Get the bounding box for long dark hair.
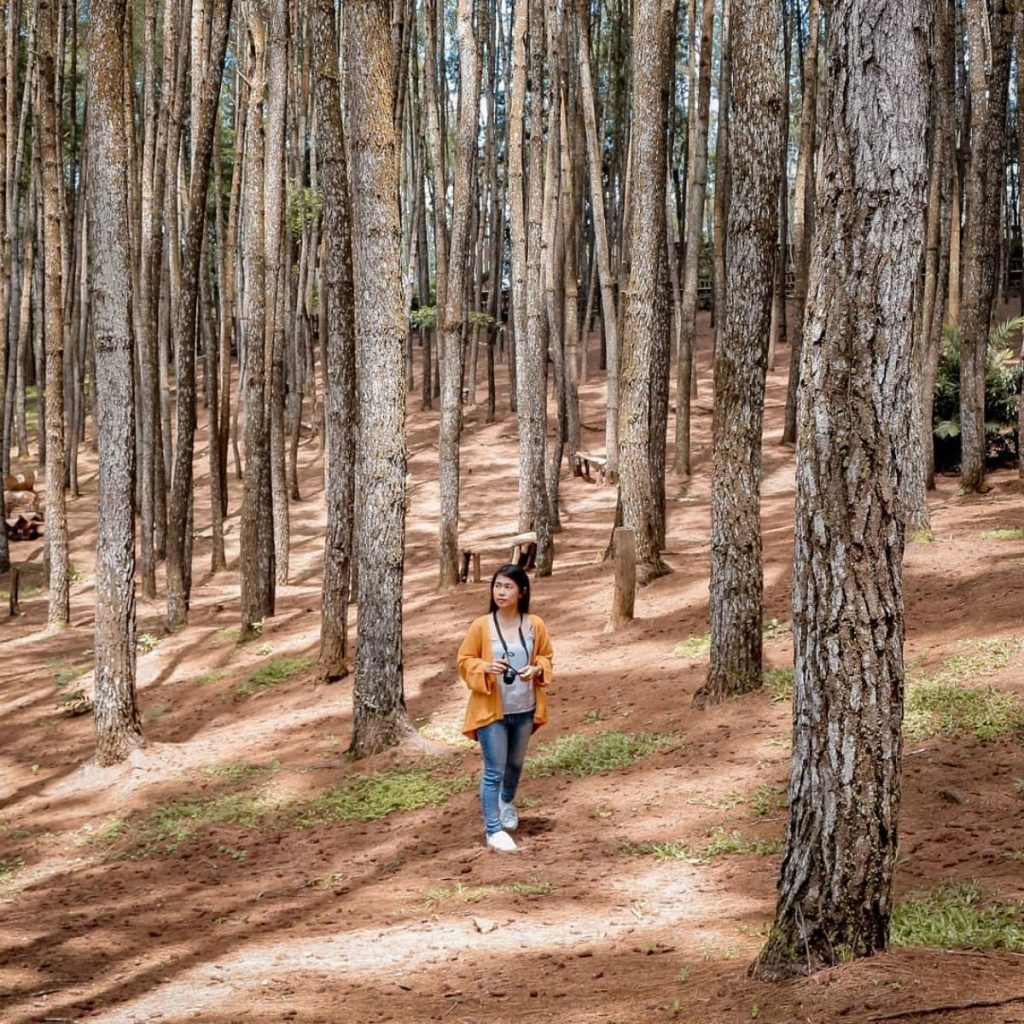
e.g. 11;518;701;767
488;564;531;614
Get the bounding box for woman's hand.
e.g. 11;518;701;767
519;665;543;683
486;659;510;675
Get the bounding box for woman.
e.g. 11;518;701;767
457;564;554;853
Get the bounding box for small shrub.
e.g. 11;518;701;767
236;656;311;696
891;881;1024;951
136;633;161;654
764;667;794;703
526;731;680;778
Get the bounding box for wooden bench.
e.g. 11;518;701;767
5;513;44;541
574;451;608;484
697;278;714;310
460;530;538;583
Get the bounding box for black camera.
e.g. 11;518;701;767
502;665;521;685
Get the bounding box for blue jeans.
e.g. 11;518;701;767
477;711;534;835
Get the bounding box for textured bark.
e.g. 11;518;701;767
752;0;930;979
165;0;233;628
87;0;144;765
577;0;620;481
673;0;714;477
38;0;68;627
438;0;482;586
312;0;356;682
345;0;413;757
239;3;275;633
959;0;1011;494
697;0;783;705
782;0;820;446
711;0;731;357
619;0;673;585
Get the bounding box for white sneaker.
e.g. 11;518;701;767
498;798;519;831
486;829;518;853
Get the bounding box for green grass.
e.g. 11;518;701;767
526;730;680;779
749;784;788;818
904;683;1024;742
891;881;1024;951
236;656;311;696
294;767;472;826
201;761;280;784
136;633;161;654
0;857;25;884
196;670;226;686
674;632;711;659
144;706;167;723
621;827;782;863
48;658;87;690
764;667;794;703
979;528;1024;541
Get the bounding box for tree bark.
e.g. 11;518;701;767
88;0;145;765
752;0;931;979
312;0;356;683
697;0;783;705
345;0;413;757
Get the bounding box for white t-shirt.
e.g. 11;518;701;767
489;614;536;716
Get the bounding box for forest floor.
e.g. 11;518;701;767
2;314;1024;1024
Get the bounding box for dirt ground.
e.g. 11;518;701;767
2;314;1024;1024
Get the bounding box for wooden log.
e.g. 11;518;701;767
609;527;636;630
9;566;20;617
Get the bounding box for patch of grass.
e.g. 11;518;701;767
527;730;680;779
144;706;167;723
254;643;274;656
417;720;475;750
0;857;25;884
217;845;249;862
620;839;692;862
749;784;788;819
904;683;1024;742
891;881;1024;951
236;655;311;697
196;670;226;686
306;871;347;890
623;828;783;864
910;529;934;545
582;708;611;724
764;667;794;703
295;767;472;826
674;632;711;659
136;633;161;654
48;658;87;690
675;966;691;983
1002;851;1024;863
201;761;279;785
979;528;1024;541
762;618;790;643
688;791;745;811
424;880;555;906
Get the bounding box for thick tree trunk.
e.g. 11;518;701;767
313;0;356;683
345;0;413;757
959;1;1011;494
752;0;930;979
697;0;783;706
619;0;673;584
88;0;145;765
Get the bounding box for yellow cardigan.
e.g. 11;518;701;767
457;613;554;739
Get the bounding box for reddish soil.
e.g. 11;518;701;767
2;315;1024;1024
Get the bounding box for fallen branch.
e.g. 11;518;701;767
868;993;1024;1021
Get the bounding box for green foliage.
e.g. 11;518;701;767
136;633;161;654
236;656;311;696
201;761;280;784
891;881;1024;951
196;670;226;686
932;318;1024;462
295;767;472;826
48;658;87;690
980;528;1024;541
0;857;25;884
526;731;680;778
621;828;782;863
409;305;437;330
286;179;323;236
749;784;788;819
673;632;711;659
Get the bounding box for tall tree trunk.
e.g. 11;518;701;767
313;0;356;682
165;0;233;628
959;1;1011;494
438;0;482;586
752;0;931;979
712;0;731;358
38;0;68;627
696;0;782;705
345;0;413;757
619;0;673;584
88;0;145;765
673;0;714;477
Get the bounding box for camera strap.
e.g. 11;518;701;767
492;611;528;665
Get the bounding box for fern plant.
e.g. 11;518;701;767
932;316;1024;467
